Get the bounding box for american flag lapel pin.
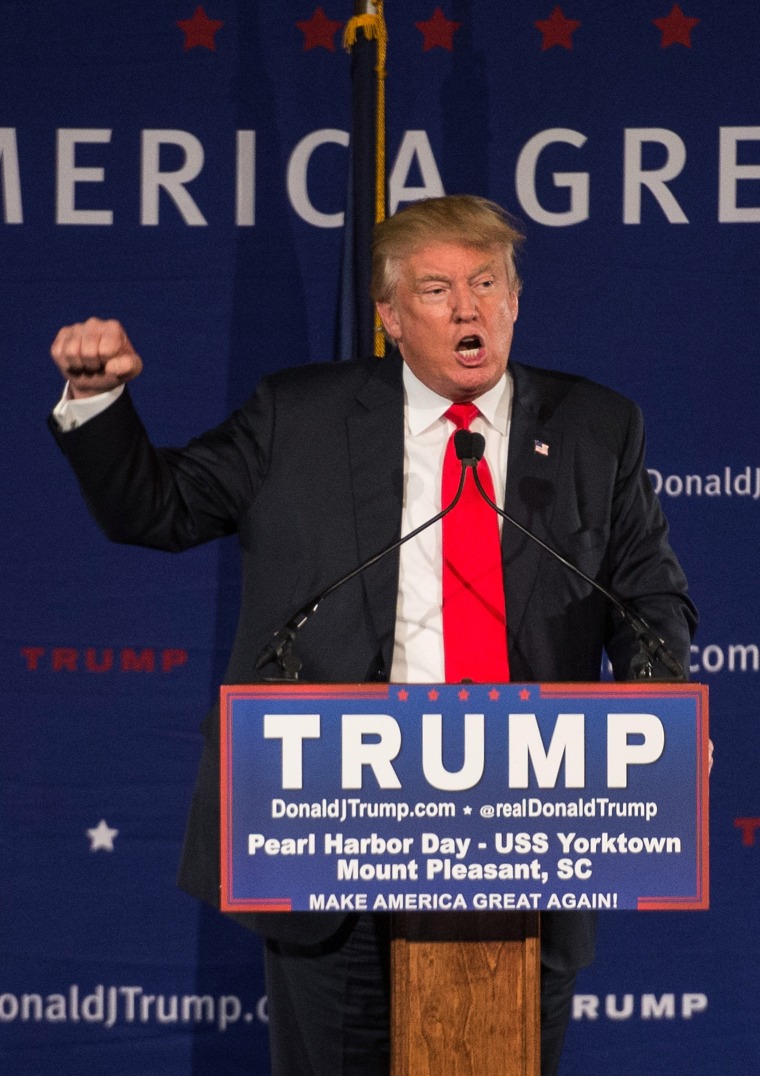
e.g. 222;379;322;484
533;439;550;457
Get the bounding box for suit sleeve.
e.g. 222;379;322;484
48;383;272;553
602;402;697;680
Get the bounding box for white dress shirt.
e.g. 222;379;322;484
390;364;512;683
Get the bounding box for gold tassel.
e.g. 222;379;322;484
343;13;382;48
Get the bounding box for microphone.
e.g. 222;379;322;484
453;428;485;468
460;432;685;680
255;449;472;679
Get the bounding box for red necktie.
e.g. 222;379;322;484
442;402;510;683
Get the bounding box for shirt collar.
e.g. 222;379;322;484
403;362;513;437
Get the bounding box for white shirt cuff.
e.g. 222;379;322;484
52;384;124;432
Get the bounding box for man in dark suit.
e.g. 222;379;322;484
50;195;697;1075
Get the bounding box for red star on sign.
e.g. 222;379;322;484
296;7;343;52
427;688;440;700
458;688;470;701
488;688;500;701
415;7;462;52
397;688;409;701
519;688;531;701
653;4;700;48
535;6;581;51
177;6;223;52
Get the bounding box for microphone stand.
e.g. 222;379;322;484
256;427;683;682
254;450;481;680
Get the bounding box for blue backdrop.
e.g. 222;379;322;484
2;3;759;1073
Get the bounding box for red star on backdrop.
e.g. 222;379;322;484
427;688;440;700
488;688;500;701
177;6;223;52
519;688;531;701
653;4;700;48
535;6;581;51
296;7;343;52
397;688;409;701
415;8;462;52
458;688;470;700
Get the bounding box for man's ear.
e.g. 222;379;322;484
376;301;400;342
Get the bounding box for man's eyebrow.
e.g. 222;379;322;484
414;272;452;285
413;262;496;286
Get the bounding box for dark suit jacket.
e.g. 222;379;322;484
51;352;697;971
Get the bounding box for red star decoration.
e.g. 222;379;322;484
519;689;531;701
488;688;501;701
458;688;470;701
296;7;343;52
415;7;462;52
397;688;409;701
427;688;440;700
535;7;581;51
653;4;700;48
177;6;223;52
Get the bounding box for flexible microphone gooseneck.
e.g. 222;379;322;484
457;429;685;680
256;427;683;681
255;448;478;679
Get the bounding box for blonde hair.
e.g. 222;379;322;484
371;195;525;303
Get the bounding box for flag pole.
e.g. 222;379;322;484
338;1;388;360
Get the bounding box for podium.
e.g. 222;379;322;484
390;911;539;1075
220;680;708;1072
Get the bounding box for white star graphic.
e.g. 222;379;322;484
87;819;119;852
463;806;473;815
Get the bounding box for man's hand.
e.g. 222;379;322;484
51;317;143;398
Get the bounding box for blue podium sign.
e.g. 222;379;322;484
220;682;708;914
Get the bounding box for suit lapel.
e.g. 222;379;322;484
503;362;564;647
341;357;568;678
345;353;405;677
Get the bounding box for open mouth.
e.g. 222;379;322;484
455;334;483;360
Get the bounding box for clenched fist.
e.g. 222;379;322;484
51;317;143;398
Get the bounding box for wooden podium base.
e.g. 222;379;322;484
390;911;540;1076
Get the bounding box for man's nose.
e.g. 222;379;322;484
451;286;478;320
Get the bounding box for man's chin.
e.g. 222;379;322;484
447;366;502;400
